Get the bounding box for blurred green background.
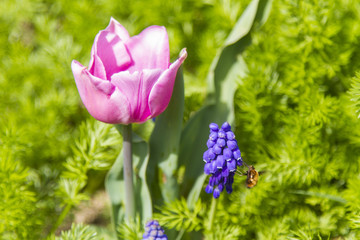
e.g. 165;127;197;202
2;0;360;239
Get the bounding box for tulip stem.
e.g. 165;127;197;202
117;124;135;221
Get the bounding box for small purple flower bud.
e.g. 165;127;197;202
209;123;219;132
225;184;233;194
227;140;238;150
227;159;237;172
226;131;235;140
221;122;231;132
204;162;211;174
213;144;222;154
218;183;224;192
223;176;228;184
213;188;220;198
210;160;217;173
221;165;230;177
203;150;209;163
216;138;226;148
208;148;216;160
205;185;213;193
223;148;233;160
233;149;241;159
214;172;222;185
216;155;225;169
209;175;216;186
207;139;216;148
228;173;234;184
218;129;226;138
209;132;218;141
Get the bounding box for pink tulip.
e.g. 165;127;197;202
71;18;187;124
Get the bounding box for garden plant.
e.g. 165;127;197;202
2;0;360;239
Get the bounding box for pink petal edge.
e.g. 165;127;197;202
125;25;170;72
106;17;130;41
148;48;187;117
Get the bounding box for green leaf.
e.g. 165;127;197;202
147;67;185;204
290;190;347;204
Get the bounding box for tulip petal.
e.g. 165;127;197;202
88;18;130;79
72;60;132;124
105;17;130;41
125;25;169;72
149;48;187;117
111;69;163;123
90;30;132;80
89;53;107;80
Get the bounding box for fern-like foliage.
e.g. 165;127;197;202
54;120;121;228
0;155;41;239
349;72;360;118
65;119;121;175
228;0;360;238
204;224;243;240
154;198;205;232
56;224;100;240
117;216;143;240
59;119;121;196
0;121;45;239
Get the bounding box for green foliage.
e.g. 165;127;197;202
62;119;121;185
0;122;43;239
349;72;360;118
147;68;185;205
204;224;243;240
154;198;204;232
3;0;360;238
179;0;272;210
116;216;142;240
56;119;120;209
56;224;99;240
146;0;360;238
0;153;42;239
229;0;360;238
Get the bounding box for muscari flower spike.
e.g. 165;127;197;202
203;122;243;198
142;220;167;240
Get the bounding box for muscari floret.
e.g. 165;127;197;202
142;220;167;240
203;122;243;198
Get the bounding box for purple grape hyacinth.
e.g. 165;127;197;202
142;220;167;240
203;122;243;198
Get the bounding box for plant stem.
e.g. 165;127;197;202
120;124;135;221
175;229;185;240
50;203;72;235
207;197;217;231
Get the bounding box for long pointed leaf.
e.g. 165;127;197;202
147;67;185;205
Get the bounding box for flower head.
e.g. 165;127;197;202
72;17;187;124
142;220;167;240
203;122;243;198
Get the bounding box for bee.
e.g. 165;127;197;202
246;165;259;188
236;161;261;188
